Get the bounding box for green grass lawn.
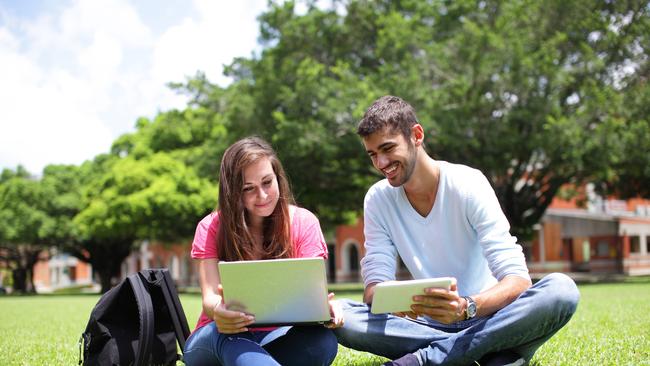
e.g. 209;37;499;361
1;279;649;365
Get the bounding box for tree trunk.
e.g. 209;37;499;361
25;249;43;294
6;245;43;294
97;268;115;294
11;267;27;293
90;257;124;294
72;238;135;293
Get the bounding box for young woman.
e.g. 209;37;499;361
183;136;343;366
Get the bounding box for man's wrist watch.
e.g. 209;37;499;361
463;296;477;320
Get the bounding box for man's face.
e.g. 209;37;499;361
362;128;417;187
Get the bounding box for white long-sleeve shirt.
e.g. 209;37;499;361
361;161;530;297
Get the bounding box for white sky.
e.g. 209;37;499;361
0;0;269;173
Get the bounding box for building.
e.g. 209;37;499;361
527;196;650;276
120;240;197;288
333;189;650;282
32;249;94;292
334;216;412;283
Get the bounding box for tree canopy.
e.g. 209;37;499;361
0;166;77;292
217;0;650;238
69;149;216;292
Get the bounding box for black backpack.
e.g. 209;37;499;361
79;268;191;366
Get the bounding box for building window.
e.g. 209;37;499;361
597;241;609;257
630;236;641;253
170;256;180;280
348;245;359;272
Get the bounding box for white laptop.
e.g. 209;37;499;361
218;257;331;326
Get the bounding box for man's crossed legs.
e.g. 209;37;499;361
334;273;579;366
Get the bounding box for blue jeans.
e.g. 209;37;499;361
184;323;338;366
334;273;579;365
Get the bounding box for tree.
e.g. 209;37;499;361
111;100;230;183
213;0;649;238
72;153;215;292
213;1;387;228
413;0;649;238
600;63;650;198
39;164;86;245
0;168;52;293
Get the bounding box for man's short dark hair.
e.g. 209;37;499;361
357;95;419;139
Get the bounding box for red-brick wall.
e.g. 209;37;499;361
335;217;365;272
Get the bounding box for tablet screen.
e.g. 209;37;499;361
370;277;453;314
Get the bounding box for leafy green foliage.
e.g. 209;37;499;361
0;166;72;292
71;152;216;292
600;69;650;198
216;0;650;238
0;171;51;245
74;153;215;242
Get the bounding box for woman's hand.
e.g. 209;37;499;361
324;292;344;329
212;284;255;334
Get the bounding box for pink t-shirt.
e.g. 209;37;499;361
191;205;328;332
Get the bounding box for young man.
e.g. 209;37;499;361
334;96;580;366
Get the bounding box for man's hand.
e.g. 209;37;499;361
393;310;419;319
363;283;377;304
409;278;466;324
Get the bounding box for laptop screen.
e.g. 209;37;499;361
218;257;331;326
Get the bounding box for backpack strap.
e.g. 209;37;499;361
127;273;154;366
147;269;191;351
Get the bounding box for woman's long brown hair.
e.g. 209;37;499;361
216;136;294;261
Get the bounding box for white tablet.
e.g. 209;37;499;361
218;257;331;326
370;277;454;314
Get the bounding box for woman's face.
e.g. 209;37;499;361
242;156;280;224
